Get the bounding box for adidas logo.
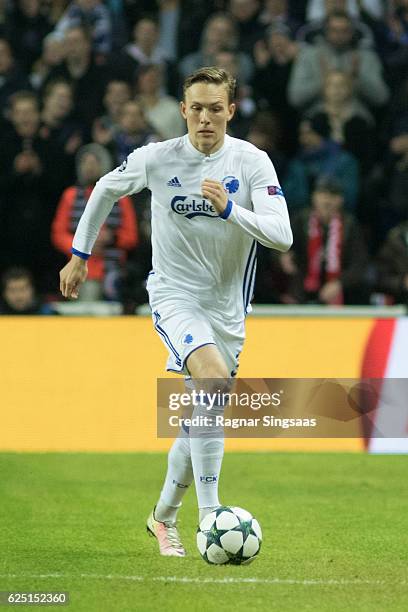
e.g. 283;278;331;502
167;176;182;187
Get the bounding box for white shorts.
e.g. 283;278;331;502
148;283;245;377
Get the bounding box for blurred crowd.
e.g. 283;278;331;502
0;0;408;314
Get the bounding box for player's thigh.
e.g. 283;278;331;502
211;316;245;379
186;344;229;379
186;320;245;385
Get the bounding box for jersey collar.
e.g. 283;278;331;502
184;134;229;160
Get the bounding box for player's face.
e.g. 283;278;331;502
180;83;235;155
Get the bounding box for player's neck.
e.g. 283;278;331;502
188;134;225;156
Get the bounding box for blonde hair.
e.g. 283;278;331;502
183;66;236;103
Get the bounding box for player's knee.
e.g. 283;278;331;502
201;371;232;400
189;364;231;398
188;361;229;381
202;364;229;381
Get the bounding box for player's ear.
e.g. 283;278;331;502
180;100;187;120
227;103;236;122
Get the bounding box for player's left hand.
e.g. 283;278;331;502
202;179;228;215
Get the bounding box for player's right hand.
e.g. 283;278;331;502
59;255;88;299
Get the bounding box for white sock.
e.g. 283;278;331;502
155;426;193;524
199;506;220;523
189;402;224;516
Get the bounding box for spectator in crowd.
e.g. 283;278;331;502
0;91;67;292
157;0;224;60
135;64;185;140
386;134;408;225
246;110;288;178
41;0;71;26
53;0;112;58
30;34;65;90
0;0;405;307
375;220;408;304
158;0;181;62
52;143;138;301
109;100;160;165
120;0;161;30
0;37;30;111
5;0;53;73
278;177;369;304
247;107;290;305
298;0;377;48
367;77;408;241
213;48;256;139
178;12;254;85
124;16;168;66
114;0;223;57
356;75;408;251
228;0;264;55
305;0;384;22
45;24;108;133
283;114;359;213
109;16;176;95
252;23;299;154
306;69;376;170
40;79;83;155
288;10;389;111
386;1;408;49
380;0;408;84
258;0;300;34
382;73;408;152
92;78;131;147
0;266;56;314
0;0;7;32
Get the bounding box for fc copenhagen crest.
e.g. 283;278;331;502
222;176;239;194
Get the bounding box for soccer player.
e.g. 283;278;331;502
59;67;292;557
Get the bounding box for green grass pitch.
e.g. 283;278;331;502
0;452;407;612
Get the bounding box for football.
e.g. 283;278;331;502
196;506;262;565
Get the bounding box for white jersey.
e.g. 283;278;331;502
73;134;292;322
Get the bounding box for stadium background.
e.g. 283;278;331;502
0;0;407;454
1;0;408;310
1;4;408;611
1;312;407;453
